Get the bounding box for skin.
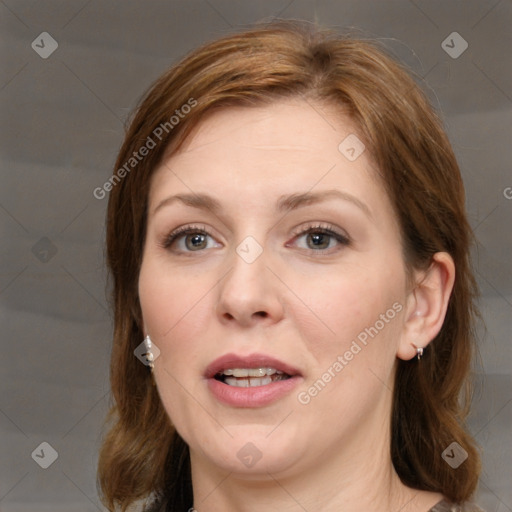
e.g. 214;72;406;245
138;98;455;512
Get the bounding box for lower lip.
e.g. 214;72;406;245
207;376;302;408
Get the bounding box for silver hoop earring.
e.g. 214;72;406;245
143;335;155;371
412;343;424;360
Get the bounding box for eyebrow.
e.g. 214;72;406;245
152;189;372;218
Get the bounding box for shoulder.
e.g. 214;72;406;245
429;500;486;512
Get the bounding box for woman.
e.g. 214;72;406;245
97;20;484;512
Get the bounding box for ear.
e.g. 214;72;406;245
397;252;455;361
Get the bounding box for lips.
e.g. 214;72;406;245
205;353;303;408
205;353;301;380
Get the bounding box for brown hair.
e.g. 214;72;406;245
97;19;481;511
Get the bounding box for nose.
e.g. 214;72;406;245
216;242;285;328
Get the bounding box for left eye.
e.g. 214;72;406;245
292;227;349;252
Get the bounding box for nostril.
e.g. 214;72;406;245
255;311;268;318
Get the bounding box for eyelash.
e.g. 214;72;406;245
160;222;350;255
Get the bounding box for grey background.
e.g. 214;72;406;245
0;1;510;511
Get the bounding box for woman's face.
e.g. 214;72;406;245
138;99;411;478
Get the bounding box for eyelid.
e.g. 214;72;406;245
290;222;349;241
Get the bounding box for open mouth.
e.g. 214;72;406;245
214;368;291;387
206;354;301;406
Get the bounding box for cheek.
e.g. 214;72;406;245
138;258;211;339
138;261;214;421
293;270;404;421
138;257;222;394
292;265;404;365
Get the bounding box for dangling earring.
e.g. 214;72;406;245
412;343;424;360
144;335;155;371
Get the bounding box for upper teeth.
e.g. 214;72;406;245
221;368;284;377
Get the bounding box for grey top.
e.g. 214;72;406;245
429;500;486;512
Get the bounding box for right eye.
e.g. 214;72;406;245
161;225;221;253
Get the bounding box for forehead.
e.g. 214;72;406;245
148;99;388;219
176;99;360;159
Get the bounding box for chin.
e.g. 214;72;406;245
191;427;307;477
